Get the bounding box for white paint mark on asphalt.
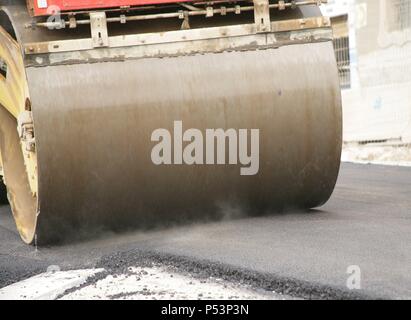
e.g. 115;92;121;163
0;266;284;300
0;269;104;300
60;266;281;300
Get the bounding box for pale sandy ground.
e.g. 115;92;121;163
342;144;411;167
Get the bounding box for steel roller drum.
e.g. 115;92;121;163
0;2;342;244
19;42;340;243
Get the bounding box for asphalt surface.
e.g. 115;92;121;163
0;163;410;299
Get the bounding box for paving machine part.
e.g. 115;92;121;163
0;183;7;204
0;0;342;244
0;158;8;204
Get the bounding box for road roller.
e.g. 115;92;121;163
0;0;342;244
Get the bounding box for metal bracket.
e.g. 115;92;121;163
180;11;191;30
206;7;214;17
90;12;109;48
68;14;77;29
17;109;38;197
17;111;35;152
278;0;286;10
254;0;271;33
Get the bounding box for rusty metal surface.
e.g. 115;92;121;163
24;41;342;243
23;25;333;68
2;1;324;46
22;17;331;57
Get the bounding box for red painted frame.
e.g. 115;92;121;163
27;0;194;16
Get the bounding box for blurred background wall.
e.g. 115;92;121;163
323;0;411;145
